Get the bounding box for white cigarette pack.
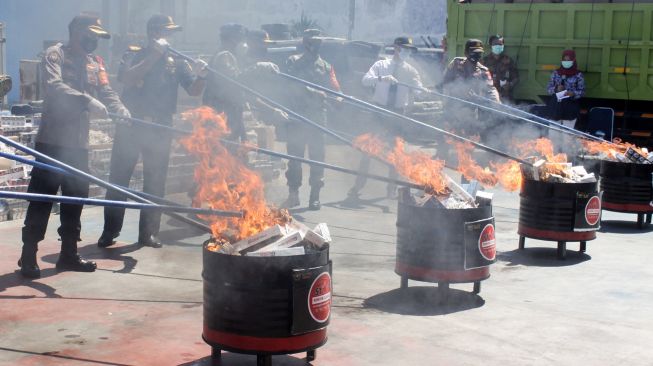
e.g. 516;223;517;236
313;223;331;243
246;247;306;257
259;231;305;251
231;224;287;253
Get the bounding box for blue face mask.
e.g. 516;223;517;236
491;45;504;55
561;60;574;69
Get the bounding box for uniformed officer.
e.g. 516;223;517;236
440;39;500;141
18;14;129;278
97;14;207;249
203;23;249;142
481;34;519;103
282;29;341;210
203;24;286;142
349;36;424;199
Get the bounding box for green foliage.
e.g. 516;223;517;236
291;12;321;37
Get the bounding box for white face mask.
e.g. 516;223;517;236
235;42;249;57
561;60;574;69
398;48;411;61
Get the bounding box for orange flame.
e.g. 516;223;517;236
581;138;647;160
353;133;448;194
491;160;522;192
450;141;499;188
180;107;288;242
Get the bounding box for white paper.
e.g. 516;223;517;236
556;90;569;101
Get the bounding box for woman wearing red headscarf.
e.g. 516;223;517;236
546;49;585;128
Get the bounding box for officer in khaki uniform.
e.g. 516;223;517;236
481;34;519;103
282;29;341;210
98;14;207;249
18;14;129;278
440;39;500;142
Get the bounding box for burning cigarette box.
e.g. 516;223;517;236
231;224;287;254
256;231;305;252
246;246;306;257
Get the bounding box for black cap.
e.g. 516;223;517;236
147;14;182;33
69;14;110;39
488;34;503;45
220;23;248;41
247;29;272;44
303;29;323;40
465;38;484;53
392;36;417;49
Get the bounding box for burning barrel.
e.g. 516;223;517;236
202;242;331;365
518;174;601;259
395;187;496;295
600;160;653;229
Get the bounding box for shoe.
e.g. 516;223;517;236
308;188;321;211
281;189;300;208
17;258;40;279
386;187;398;199
347;187;360;199
56;253;97;272
97;231;118;248
138;235;163;248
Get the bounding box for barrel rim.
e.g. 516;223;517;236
202;326;327;355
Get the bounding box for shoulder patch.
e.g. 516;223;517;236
47;51;61;64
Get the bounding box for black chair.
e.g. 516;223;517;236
586;107;614;141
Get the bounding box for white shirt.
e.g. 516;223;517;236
362;58;423;110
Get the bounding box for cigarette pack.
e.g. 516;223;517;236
231;224;287;254
257;230;305;252
246;247;305;257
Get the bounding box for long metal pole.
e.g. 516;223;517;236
0;135;215;232
108;114;424;190
0;151;198;210
271;70;533;166
398;81;612;144
0;191;241;217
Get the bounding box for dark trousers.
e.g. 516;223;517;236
103;124;172;238
546;97;580;121
352;111;399;193
22;143;89;254
285;123;325;190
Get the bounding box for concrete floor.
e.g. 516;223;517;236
1;143;652;366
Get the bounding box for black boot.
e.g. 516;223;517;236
138;234;162;248
282;188;300;208
17;244;40;279
56;240;96;272
308;188;321;211
97;230;119;248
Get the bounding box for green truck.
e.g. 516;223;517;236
447;0;653;144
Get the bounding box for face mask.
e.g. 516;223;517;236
398;48;411;61
491;45;504;55
468;53;481;63
81;35;98;53
235;42;249;57
561;60;574;69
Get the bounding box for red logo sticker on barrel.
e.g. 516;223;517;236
478;224;496;261
308;272;331;323
585;196;601;226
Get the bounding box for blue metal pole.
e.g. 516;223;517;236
0;191;242;217
0;136;219;231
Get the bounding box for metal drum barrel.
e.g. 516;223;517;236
600;160;653;229
202;244;331;365
395;187;496;295
518;178;601;259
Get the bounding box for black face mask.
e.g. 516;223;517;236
81;35;98;53
468;53;481;63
